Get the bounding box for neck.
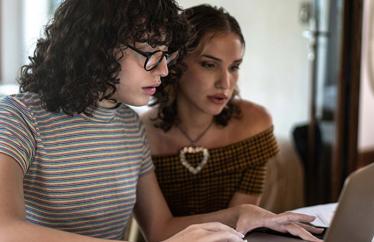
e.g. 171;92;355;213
176;111;213;145
177;119;214;146
176;101;214;136
178;112;213;137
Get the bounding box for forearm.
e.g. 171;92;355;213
0;218;123;242
228;192;262;207
134;172;260;242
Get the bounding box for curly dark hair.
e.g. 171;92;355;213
18;0;188;114
151;4;245;131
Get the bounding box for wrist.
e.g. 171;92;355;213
237;204;269;229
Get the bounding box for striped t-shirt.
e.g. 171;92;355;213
0;92;153;240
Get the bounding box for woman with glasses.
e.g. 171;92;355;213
0;1;322;242
143;3;278;218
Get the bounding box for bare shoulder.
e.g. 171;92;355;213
231;100;273;139
237;100;273;127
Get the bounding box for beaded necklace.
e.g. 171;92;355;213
176;121;214;174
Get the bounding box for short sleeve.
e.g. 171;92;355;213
0;96;36;174
239;163;267;194
238;127;279;194
138;119;154;176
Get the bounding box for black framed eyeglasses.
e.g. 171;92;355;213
126;45;178;71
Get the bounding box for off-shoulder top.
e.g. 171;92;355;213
153;127;279;216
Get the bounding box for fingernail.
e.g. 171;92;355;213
238;232;245;238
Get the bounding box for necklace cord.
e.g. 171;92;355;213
176;121;214;146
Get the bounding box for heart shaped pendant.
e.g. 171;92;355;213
179;146;209;174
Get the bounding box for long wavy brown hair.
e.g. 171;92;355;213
18;0;188;115
151;4;245;131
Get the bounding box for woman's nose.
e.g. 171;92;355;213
154;58;169;77
215;70;231;89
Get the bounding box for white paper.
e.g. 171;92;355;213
292;203;337;227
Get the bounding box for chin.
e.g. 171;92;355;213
208;107;225;116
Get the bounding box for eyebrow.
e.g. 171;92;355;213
201;54;243;63
201;54;221;62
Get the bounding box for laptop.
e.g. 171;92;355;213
246;162;374;242
324;162;374;242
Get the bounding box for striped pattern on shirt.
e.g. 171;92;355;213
0;93;153;240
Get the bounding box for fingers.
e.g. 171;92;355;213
285;223;323;242
235;206;323;242
164;223;247;242
264;212;323;242
297;222;325;234
191;222;246;242
275;211;316;224
276;212;324;236
197;222;243;235
200;229;246;242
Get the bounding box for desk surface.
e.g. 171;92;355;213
245;232;306;242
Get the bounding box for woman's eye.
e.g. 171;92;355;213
230;64;241;71
201;62;216;69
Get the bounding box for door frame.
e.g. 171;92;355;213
332;0;363;200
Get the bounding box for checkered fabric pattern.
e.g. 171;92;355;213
153;127;279;216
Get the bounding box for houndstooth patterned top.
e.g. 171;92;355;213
153;127;279;216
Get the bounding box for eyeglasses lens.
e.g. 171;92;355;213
146;51;179;70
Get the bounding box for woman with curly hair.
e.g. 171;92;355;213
142;4;278;214
0;1;322;242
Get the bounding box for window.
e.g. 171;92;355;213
0;0;60;85
23;0;61;64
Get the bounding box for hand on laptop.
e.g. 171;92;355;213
235;205;324;242
162;222;246;242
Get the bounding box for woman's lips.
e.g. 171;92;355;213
207;94;228;105
143;87;157;96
